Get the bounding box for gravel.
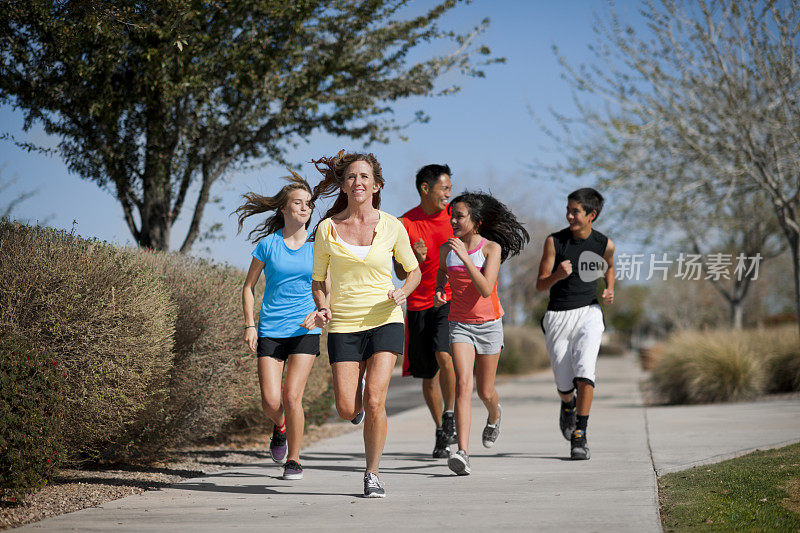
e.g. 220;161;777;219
1;422;356;530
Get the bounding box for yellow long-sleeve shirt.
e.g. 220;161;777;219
312;212;418;333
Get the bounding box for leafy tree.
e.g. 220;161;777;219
546;0;800;334
0;0;500;251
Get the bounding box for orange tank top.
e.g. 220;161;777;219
446;239;504;323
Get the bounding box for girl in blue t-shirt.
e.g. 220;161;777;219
236;171;324;481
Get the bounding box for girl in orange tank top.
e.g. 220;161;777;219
433;192;529;475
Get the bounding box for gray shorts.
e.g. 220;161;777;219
449;318;504;355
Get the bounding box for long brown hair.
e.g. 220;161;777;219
310;150;384;234
234;170;314;243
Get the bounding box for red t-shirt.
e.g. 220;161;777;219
401;205;453;311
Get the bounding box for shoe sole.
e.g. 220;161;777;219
447;456;471;476
282;472;303;480
364;491;386;498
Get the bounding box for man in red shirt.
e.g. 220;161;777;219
395;164;457;458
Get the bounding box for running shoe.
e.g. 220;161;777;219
447;449;471;476
481;404;502;448
351;410;365;425
282;460;303;480
363;472;386;498
432;428;450;458
441;410;457;445
269;426;288;464
559;397;577;441
570;429;590;460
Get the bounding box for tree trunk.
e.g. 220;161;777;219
138;193;171;250
731;299;743;330
790;234;800;338
138;97;175;251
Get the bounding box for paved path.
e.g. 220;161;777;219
21;354;800;532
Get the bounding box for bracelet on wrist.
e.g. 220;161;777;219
317;307;329;313
244;325;256;329
435;286;445;293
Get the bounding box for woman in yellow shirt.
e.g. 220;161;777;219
310;150;421;498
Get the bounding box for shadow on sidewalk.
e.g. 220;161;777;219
170;482;362;498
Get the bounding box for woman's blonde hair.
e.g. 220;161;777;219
234;170;314;243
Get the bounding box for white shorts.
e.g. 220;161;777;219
542;304;604;393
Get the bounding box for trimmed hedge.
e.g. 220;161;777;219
0;331;65;502
0;220;334;499
0;221;175;460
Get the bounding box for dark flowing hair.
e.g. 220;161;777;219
233;169;314;243
309;150;384;237
449;191;529;263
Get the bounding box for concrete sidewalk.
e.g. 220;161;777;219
21;354;800;532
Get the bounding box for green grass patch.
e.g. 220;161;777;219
659;442;800;531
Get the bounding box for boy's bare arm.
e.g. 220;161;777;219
602;239;615;304
536;236;570;292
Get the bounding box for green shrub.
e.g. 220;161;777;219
650;330;765;404
499;326;549;375
0;221;175;460
0;331;65;502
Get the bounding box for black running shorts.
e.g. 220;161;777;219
405;303;451;379
327;323;405;364
257;334;321;361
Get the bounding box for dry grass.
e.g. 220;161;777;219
499;325;549;375
650;326;800;404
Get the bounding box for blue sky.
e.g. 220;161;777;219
0;1;643;270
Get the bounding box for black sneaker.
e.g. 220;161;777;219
282;459;303;480
559;399;577;441
269;426;288;464
432;428;450;458
363;472;386;498
441;411;457;445
570;429;590;460
351;410;365;425
447;449;471;476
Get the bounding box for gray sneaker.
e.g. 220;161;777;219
482;404;502;448
447;449;471;476
363;472;386;498
570;429;591;460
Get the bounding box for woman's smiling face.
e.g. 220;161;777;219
342;160;380;204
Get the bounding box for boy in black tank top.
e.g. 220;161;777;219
535;188;615;460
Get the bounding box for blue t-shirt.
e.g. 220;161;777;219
252;230;320;338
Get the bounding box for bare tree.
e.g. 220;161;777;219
547;0;800;334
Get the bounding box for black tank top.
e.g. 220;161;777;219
547;228;609;311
